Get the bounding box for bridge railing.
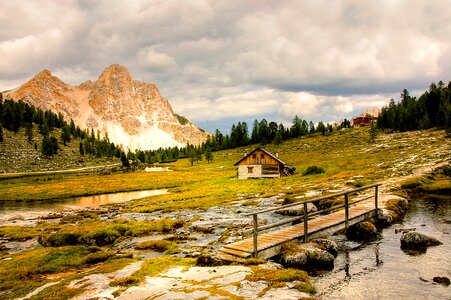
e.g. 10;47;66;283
243;183;382;257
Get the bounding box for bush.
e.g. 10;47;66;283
303;166;325;176
84;251;115;264
41;232;83;247
135;240;179;254
79;228;121;246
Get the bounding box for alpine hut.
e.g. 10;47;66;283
234;148;294;179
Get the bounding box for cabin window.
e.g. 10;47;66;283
260;154;265;159
247;167;254;173
252;154;257;159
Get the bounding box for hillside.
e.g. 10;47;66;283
0;125;119;174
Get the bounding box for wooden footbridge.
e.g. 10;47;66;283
218;183;382;261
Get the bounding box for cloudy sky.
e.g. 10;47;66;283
1;1;450;133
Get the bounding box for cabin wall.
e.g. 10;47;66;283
238;165;281;179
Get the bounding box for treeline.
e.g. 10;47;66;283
203;116;349;151
378;81;451;131
0;94;130;163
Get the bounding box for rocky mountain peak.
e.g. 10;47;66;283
97;64;132;86
3;65;209;150
36;69;52;78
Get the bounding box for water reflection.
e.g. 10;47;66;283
313;196;451;299
0;189;167;226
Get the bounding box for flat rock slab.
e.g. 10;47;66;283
119;265;314;300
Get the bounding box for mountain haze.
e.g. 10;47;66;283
3;64;209;150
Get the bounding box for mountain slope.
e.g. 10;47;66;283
3;64;208;150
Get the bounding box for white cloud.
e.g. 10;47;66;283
0;0;450;132
138;47;177;72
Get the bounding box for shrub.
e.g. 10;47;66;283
42;232;83;247
110;276;140;287
84;251;115;264
79;228;121;246
135;240;179;254
303;166;325;176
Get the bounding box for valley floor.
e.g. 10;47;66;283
0;128;450;299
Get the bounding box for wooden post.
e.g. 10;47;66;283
252;214;258;257
303;202;308;242
344;193;349;229
375;185;379;218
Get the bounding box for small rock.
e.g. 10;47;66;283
400;232;443;249
310;238;338;257
258;262;284;270
433;276;450;286
346;221;378;241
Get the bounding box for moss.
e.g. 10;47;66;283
242;258;267;265
42;232;83;247
135;240;179;254
246;266;313;292
385;198;408;216
295;282;317;294
132;257;195;283
84;251;115;264
110;275;140;287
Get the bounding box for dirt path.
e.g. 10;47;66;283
0;163;121;178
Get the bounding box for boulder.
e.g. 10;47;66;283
346;221;378;241
375;209;394;228
310;238;338;257
280;242;335;270
275;203;317;216
400;232;443;249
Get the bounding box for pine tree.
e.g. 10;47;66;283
0;125;3;143
273;131;283;145
41;136;59;157
61;126;71;146
120;152;130;167
79;141;84;156
205;147;213;163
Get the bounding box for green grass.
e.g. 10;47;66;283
246;266;315;294
0;246;135;299
135;239;179;254
1;129;449;214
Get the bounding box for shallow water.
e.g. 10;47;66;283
0;189;167;226
312;196;451;299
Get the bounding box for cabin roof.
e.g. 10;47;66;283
234;147;285;166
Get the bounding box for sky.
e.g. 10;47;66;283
1;0;450;133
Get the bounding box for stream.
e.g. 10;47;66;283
312;196;451;299
0;189;167;226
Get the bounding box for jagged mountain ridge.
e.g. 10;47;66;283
3;64;209;150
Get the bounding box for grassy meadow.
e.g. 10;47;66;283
1;127;449;208
0;127;450;299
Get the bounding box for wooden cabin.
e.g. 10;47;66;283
234;148;294;179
